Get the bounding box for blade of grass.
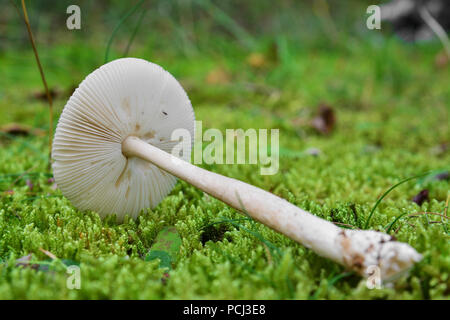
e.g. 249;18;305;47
385;211;410;234
20;0;53;169
364;170;436;229
105;0;146;63
194;0;255;49
122;6;148;57
419;5;450;59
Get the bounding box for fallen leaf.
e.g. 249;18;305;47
311;104;336;135
0;123;46;137
412;189;429;206
31;87;61;101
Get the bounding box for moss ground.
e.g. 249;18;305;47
0;34;449;299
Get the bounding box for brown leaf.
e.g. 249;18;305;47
206;68;231;85
0;123;46;137
412;189;429;206
31;87;61;101
311;104;336;135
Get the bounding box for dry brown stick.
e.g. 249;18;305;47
39;247;57;260
7;164;37;190
444;194;449;218
408;212;449;219
20;0;53;169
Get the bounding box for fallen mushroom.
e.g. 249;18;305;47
52;58;421;280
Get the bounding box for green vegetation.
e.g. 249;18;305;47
0;0;448;299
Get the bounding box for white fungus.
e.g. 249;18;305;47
52;58;194;220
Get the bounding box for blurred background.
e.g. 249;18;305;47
0;0;449;179
1;0;449;122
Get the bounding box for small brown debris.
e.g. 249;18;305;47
15;254;39;270
311;104;336;135
412;189;429;206
435;51;449;69
32;87;61;101
0;123;45;137
206;68;231;85
246;52;267;69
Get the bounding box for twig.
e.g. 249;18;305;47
20;0;53;168
408;212;449;219
444;194;449;218
39;248;57;260
122;5;148;57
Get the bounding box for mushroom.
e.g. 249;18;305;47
52;58;421;280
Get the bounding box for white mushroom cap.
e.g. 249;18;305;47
52;58;195;221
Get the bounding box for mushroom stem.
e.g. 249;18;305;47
122;136;422;280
